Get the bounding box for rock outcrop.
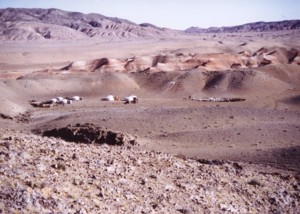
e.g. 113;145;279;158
0;130;299;213
41;123;137;146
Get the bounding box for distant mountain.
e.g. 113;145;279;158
2;8;299;41
185;20;300;34
0;8;180;41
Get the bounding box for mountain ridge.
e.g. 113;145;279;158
185;20;300;34
0;8;300;41
0;8;179;41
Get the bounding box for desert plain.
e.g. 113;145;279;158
0;8;300;213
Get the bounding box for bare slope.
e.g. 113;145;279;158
1;130;299;213
56;46;300;72
0;8;180;41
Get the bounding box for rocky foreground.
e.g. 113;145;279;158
0;128;299;213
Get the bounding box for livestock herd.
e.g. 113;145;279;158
188;96;245;102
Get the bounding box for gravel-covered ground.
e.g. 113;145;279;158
0;129;299;213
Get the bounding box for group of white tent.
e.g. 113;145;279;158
102;95;138;104
29;96;83;108
30;95;139;108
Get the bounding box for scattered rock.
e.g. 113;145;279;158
197;159;225;165
0;113;13;120
248;179;263;187
15;111;31;123
36;163;46;171
176;208;190;214
42;123;137;146
232;162;243;171
0;130;299;213
51;163;66;171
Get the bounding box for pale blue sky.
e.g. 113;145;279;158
0;0;299;30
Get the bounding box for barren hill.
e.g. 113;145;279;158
0;8;180;41
185;20;300;34
1;8;300;41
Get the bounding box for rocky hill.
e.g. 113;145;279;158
185;20;300;34
0;8;180;41
1;128;299;213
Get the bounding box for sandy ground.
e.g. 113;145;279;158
0;34;300;174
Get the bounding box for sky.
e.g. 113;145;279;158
0;0;300;30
